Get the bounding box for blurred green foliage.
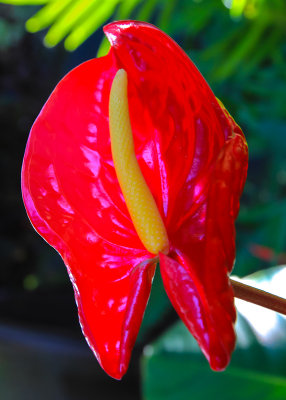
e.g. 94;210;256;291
142;267;286;400
143;319;286;400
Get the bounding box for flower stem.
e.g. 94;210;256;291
230;278;286;316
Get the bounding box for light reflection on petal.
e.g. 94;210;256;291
57;196;74;214
81;146;101;178
47;164;59;192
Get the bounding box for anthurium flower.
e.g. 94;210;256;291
21;20;248;379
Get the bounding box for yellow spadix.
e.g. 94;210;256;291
109;69;169;255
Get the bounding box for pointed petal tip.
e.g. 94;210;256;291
159;252;236;372
107;365;126;381
101;363;126;381
208;352;230;372
76;258;156;380
95;348;129;380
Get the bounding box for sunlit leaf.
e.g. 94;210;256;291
64;0;120;51
96;36;110;57
43;0;96;47
230;0;248;18
25;0;72;33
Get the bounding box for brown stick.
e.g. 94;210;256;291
230;278;286;316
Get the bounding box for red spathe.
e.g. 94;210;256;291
21;21;248;379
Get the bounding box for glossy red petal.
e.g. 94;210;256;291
104;21;248;369
22;20;249;377
173;132;248;272
24;55;147;250
21;52;156;378
160;133;248;370
104;21;235;229
159;252;235;370
76;258;156;379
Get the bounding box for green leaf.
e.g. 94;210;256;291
230;0;248;18
96;36;110;58
43;0;98;47
25;0;72;33
64;0;120;51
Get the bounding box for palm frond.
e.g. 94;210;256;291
0;0;145;51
